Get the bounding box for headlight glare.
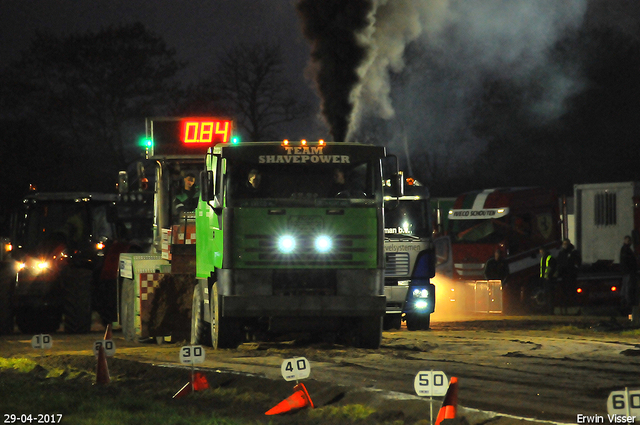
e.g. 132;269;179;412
277;235;296;253
315;235;332;253
412;288;429;298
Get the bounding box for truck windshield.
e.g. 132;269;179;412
449;217;510;244
384;199;430;237
227;160;374;206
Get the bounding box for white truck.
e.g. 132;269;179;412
570;182;640;311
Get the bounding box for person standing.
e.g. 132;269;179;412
620;235;637;311
484;249;509;281
556;239;581;314
539;247;557;310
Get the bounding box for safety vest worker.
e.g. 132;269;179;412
539;248;556;280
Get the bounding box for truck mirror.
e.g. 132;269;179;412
200;170;214;202
118;171;129;194
391;171;405;198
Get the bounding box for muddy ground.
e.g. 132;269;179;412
2;314;640;424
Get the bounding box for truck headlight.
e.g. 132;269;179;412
314;235;332;253
415;300;429;310
412;288;430;298
35;261;50;273
277;235;296;253
15;262;26;272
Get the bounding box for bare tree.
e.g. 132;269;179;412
209;42;310;141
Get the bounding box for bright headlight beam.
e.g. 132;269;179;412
315;235;332;253
278;235;296;253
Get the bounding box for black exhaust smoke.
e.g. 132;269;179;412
297;0;373;143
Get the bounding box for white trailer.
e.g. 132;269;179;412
574;181;640;265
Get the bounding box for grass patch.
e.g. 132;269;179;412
0;359;260;425
307;404;375;422
0;357;38;372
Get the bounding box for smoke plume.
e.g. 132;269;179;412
298;0;588;160
296;0;374;143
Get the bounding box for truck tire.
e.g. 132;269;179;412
63;268;93;334
406;313;430;331
16;306;61;334
383;314;402;330
357;316;382;349
120;278;135;341
211;282;242;349
191;284;211;346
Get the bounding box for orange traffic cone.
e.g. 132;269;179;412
103;323;112;340
265;383;314;415
435;376;458;425
95;345;110;385
172;372;209;399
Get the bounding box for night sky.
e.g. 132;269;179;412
1;0;639;202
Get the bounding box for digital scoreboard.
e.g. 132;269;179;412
147;117;234;156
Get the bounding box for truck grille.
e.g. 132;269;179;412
242;234;368;266
385;252;410;276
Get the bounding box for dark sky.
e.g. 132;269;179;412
1;0;639;195
0;0;325;136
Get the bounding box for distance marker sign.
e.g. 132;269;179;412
608;389;640;416
414;371;449;397
93;340;116;357
281;357;310;381
180;345;205;365
31;334;53;349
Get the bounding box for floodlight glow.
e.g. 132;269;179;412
315;235;332;253
277;235;296;253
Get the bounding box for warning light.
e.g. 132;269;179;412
406;177;415;186
231;136;240;145
283;140;289;146
576;288;583;293
611;286;618;292
319;139;325;146
181;119;233;145
301;139;307;145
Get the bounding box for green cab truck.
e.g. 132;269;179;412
118;118;400;349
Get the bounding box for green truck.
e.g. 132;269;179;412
118;118;400;349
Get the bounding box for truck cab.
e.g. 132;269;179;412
383;178;435;330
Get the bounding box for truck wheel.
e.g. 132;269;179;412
406;314;430;331
120;278;135;341
16;306;61;334
528;286;551;314
63;268;93;334
383;314;402;330
191;284;211;346
211;282;242;349
356;316;382;349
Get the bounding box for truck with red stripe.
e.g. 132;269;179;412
435;187;562;313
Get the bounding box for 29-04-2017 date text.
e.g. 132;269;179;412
4;414;62;424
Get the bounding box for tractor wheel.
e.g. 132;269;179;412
0;268;14;335
63;268;93;333
356;316;382;348
16;305;61;334
191;283;212;346
120;278;136;341
211;282;243;349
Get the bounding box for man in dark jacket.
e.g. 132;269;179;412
484;249;509;281
620;235;637;310
557;238;581;313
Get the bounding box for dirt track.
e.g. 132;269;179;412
2;315;639;424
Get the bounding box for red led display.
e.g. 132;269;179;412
181;119;232;145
